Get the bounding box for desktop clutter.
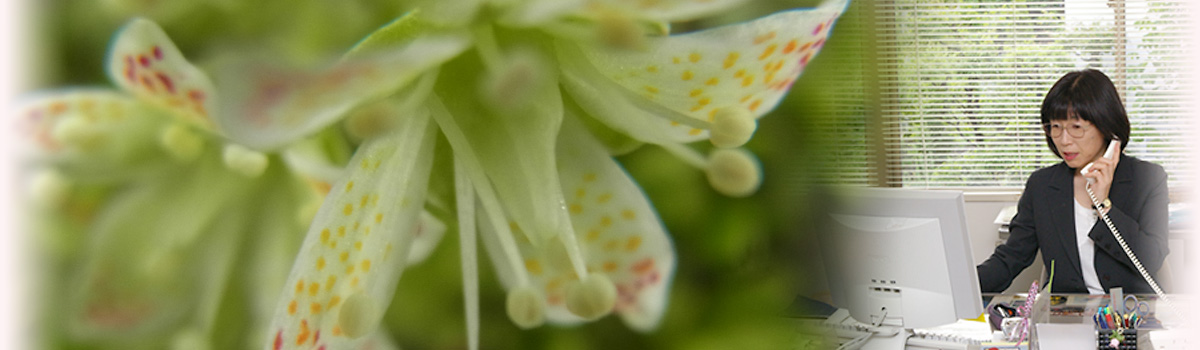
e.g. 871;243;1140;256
1091;290;1155;350
981;280;1045;350
983;286;1161;350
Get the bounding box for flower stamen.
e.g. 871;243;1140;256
336;291;381;338
705;148;762;197
596;8;647;50
708;107;757;149
480;49;548;111
160;123;203;162
658;142;707;169
565;273;617;320
558;212;591;273
659;143;762;197
29;169;71;208
51;116;105;151
222;144;269;178
506;286;546;329
454;157;481;350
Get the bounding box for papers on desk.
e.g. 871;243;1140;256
994;205;1018;226
1149;329;1199;349
995;205;1017;241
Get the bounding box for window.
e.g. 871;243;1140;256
806;0;1195;192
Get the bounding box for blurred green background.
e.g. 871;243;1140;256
24;0;861;348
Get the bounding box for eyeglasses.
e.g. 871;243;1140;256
1042;121;1090;138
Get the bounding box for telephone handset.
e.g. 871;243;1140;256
1081;140;1121;180
1082;138;1174;309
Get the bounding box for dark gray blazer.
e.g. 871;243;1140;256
977;154;1170;293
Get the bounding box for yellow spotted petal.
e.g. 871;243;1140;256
106;18;219;131
558;43;702;145
564;0;849;143
264;107;437;350
478;114;676;331
554;115;675;330
217;34;469;151
15;90;156;158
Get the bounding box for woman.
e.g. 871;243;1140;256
976;69;1169;294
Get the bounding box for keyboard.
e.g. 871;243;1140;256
794;309;991;350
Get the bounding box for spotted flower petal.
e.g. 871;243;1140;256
558;44;697;145
561;0;848;144
556;116;675;330
215;34;469;151
106;18;219;131
264;108;437;350
477;114;675;330
16;90;162;162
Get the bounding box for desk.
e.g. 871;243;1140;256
983;293;1194;350
794;293;1196;350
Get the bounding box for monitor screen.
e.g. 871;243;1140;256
816;187;983;329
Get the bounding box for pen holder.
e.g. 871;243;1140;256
1096;328;1137;350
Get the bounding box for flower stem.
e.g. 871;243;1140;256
454;157;480;350
556;217;590;281
659;142;707;169
472;24;504;73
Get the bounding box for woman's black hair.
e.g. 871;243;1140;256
1039;69;1131;158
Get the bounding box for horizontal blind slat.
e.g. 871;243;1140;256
805;0;1193;190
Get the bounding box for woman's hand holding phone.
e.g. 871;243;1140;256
1081;140;1121;205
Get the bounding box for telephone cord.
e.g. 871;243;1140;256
1085;182;1174;311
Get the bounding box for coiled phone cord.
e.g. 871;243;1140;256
1085;182;1174;311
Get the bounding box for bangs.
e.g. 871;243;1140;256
1040;94;1073;123
1040;89;1099;125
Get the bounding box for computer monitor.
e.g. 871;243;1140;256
815;187;983;330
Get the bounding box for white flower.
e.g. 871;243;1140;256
22;0;850;349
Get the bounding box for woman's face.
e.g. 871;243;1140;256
1048;116;1106;170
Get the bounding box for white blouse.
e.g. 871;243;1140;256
1074;199;1104;294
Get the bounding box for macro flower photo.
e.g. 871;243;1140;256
11;0;857;349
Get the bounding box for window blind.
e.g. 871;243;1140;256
810;0;1194;191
